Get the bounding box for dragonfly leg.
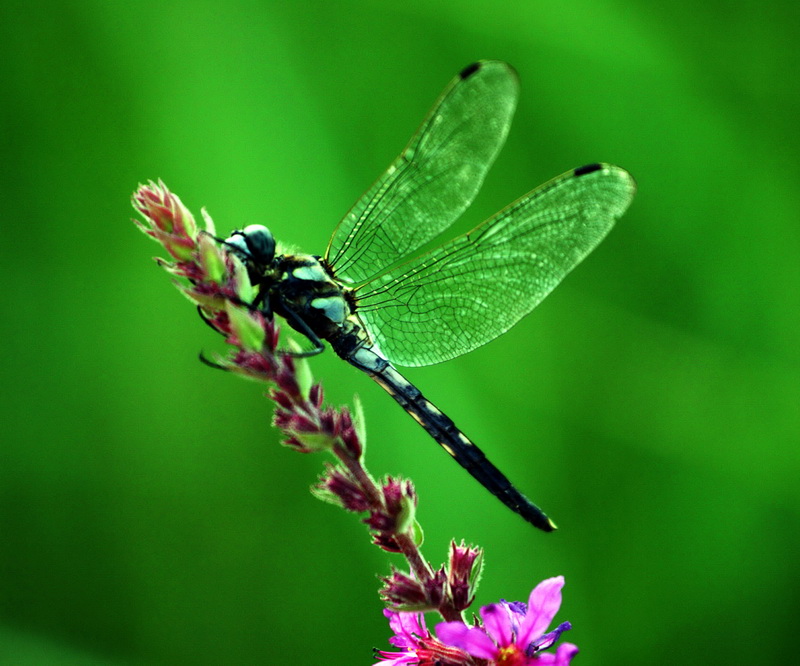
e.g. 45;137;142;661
198;350;231;371
278;305;326;358
197;304;224;336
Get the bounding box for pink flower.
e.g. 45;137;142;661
375;609;473;665
132;180;198;261
435;577;577;665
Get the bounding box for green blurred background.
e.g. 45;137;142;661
2;0;798;664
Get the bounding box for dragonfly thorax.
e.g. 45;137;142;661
225;223;372;360
268;253;367;353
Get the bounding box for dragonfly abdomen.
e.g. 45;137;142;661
346;345;556;531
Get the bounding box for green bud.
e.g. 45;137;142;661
287;339;313;401
395;493;417;536
352;394;367;455
226;302;265;352
290;431;335;452
198;233;227;285
409;518;424;547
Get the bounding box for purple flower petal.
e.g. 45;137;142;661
532;641;579;665
531;621;572;652
517;576;564;646
383;610;427;648
436;621;498;660
552;642;579;665
480;603;514;647
372;653;418;666
503;599;528;616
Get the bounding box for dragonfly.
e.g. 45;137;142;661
222;61;636;531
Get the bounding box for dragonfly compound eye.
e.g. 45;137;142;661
224;225;276;267
241;224;276;264
224;232;250;259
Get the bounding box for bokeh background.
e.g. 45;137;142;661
2;1;798;664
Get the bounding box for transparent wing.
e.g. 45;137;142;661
354;164;636;367
325;61;519;284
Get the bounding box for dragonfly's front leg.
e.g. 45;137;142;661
196;281;324;360
195;291;273;335
278;303;326;359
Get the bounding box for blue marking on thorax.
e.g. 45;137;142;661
310;296;347;324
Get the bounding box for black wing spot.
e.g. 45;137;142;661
574;163;603;177
459;62;482;79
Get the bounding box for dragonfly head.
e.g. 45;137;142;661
225;224;276;268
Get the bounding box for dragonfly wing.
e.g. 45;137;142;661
325;61;519;284
354;164;636;367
